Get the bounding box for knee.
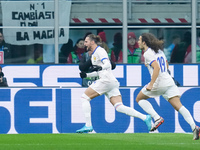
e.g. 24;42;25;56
81;93;91;102
169;97;182;111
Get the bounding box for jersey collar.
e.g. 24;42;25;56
92;46;99;55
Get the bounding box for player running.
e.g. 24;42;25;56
76;34;152;133
136;32;199;140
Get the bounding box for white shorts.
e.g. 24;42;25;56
90;79;121;99
141;84;180;101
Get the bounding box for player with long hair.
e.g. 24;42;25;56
136;32;199;140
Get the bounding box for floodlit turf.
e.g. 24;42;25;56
0;133;199;150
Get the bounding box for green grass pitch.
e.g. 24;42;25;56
0;133;199;150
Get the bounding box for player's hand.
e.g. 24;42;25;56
146;83;153;91
91;65;102;72
80;72;87;78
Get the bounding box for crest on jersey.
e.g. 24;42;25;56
93;56;96;61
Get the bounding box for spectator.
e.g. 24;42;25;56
184;32;200;63
170;31;191;63
27;44;43;64
0;66;8;87
67;38;85;63
127;32;142;63
98;31;109;53
165;35;181;61
59;39;73;63
0;31;12;63
109;32;123;63
197;50;200;63
196;32;200;63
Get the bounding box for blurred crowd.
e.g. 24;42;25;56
0;30;200;64
58;30;200;64
58;31;144;64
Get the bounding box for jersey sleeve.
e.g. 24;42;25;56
98;47;109;62
144;51;156;66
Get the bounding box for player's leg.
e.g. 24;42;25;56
169;96;199;140
136;90;163;131
76;87;99;133
110;94;152;131
76;79;109;133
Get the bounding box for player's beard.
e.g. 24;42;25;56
86;46;92;52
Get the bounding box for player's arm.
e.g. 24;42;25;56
101;58;111;70
90;58;111;72
80;71;98;78
166;60;169;70
92;48;112;71
80;58;111;78
86;59;110;77
146;60;160;91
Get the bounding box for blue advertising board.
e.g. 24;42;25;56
0;87;199;134
0;64;199;134
0;64;199;87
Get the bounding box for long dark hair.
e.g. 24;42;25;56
141;33;164;53
73;38;84;51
